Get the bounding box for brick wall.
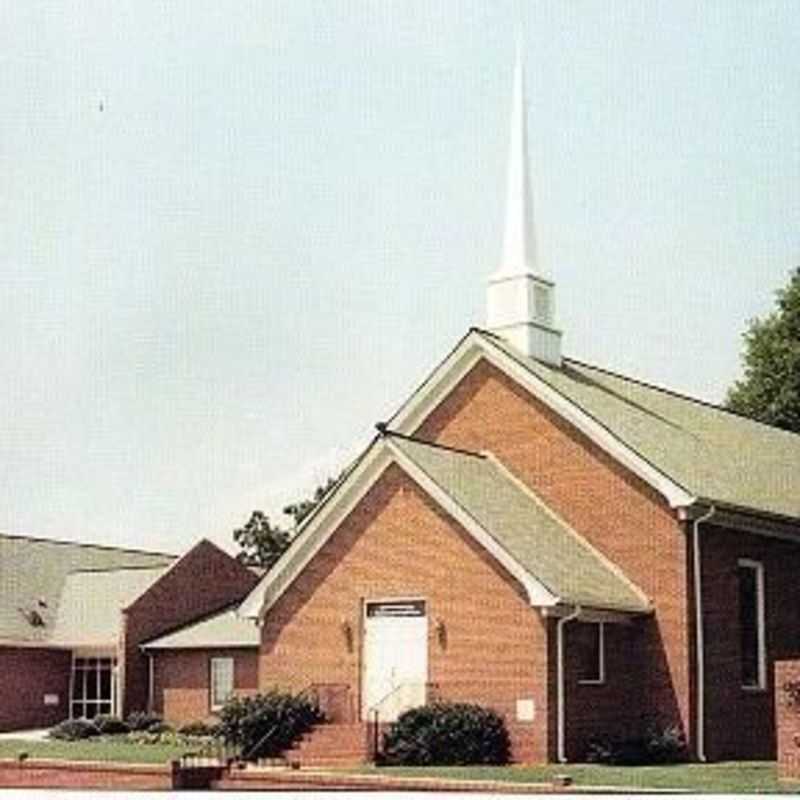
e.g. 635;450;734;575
0;647;71;731
259;464;550;763
152;648;258;724
415;359;689;748
701;526;800;760
562;620;646;760
121;539;259;717
776;660;800;781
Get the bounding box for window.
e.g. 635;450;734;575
738;559;766;690
70;657;117;719
575;622;605;684
210;657;234;711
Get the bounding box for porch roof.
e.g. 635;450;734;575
141;606;260;650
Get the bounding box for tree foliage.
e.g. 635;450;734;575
233;474;341;569
233;510;291;570
726;268;800;433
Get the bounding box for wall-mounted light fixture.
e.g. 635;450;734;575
340;619;354;653
435;618;447;650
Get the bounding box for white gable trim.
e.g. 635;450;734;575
389;331;695;510
238;437;559;621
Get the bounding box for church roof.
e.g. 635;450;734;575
481;329;800;520
390;436;650;613
239;432;651;620
0;533;175;644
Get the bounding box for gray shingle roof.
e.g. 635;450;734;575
0;533;175;643
481;330;800;520
50;566;168;647
142;606;260;650
391;435;650;613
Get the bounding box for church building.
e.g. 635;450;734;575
3;50;800;766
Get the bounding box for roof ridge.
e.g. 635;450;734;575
0;531;177;559
384;430;486;459
565;360;800;441
478;327;800;438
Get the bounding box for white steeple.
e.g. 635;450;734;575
487;43;562;366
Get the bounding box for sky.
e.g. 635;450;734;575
1;1;798;556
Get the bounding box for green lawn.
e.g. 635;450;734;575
355;762;796;793
0;737;191;765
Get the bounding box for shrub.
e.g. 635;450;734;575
125;711;164;731
381;702;510;766
178;720;219;738
217;689;323;760
585;723;687;765
93;714;129;735
49;719;100;741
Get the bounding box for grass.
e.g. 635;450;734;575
353;762;796;793
0;736;191;765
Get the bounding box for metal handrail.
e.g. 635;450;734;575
366;680;437;762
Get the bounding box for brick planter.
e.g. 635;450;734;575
776;660;800;782
0;758;173;790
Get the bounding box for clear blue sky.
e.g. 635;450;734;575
1;1;798;555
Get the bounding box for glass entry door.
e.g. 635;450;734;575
70;656;118;719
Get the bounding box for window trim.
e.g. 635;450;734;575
738;558;766;692
209;656;235;712
577;622;606;686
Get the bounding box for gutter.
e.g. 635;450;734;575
690;504;716;763
556;605;582;763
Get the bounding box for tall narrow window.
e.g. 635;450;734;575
70;657;116;719
738;559;766;690
575;622;605;684
210;657;234;711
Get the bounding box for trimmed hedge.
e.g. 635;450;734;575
49;719;100;741
381;702;510;766
93;715;130;735
217;689;323;760
125;711;164;732
585;723;687;765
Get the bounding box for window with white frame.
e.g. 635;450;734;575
738;559;766;690
210;657;234;711
70;657;117;719
575;622;605;684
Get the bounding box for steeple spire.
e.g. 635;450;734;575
486;40;563;366
501;42;537;275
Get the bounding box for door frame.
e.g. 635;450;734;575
360;596;429;721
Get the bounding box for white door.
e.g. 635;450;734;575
363;600;428;722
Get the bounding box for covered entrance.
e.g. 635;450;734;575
362;599;428;722
69;653;119;719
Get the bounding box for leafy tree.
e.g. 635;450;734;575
233;510;291;570
233;474;341;569
726;268;800;433
282;475;339;526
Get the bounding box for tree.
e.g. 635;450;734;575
282;475;339;526
233;474;342;569
726;267;800;433
233;510;291;570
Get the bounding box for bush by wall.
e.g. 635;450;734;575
93;715;130;735
217;689;323;760
49;719;100;741
178;720;219;737
125;711;164;732
381;703;510;766
585;723;687;765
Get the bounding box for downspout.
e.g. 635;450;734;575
147;652;155;713
692;504;716;763
556;605;582;763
